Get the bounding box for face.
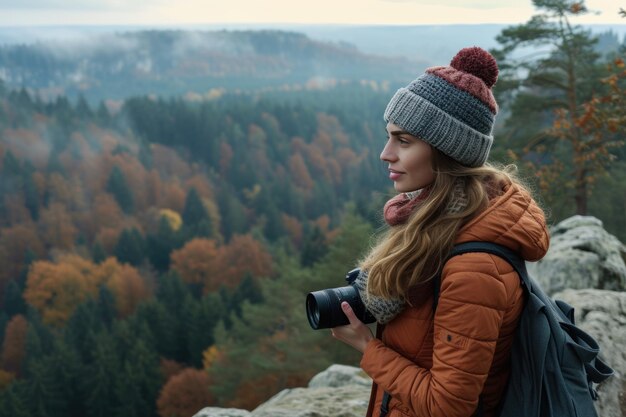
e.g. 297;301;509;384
381;123;435;193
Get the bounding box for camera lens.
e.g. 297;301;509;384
306;292;323;329
306;286;357;330
306;289;347;330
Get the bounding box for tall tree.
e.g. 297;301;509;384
493;0;604;215
182;187;214;239
106;166;134;214
114;228;145;266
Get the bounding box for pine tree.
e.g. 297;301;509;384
493;0;604;215
114;228;145;266
92;241;106;264
0;381;30;417
106;320;161;417
106;166;134;214
182;187;213;238
3;280;26;317
25;358;68;417
81;333;119;417
146;216;179;271
48;340;84;417
300;226;328;267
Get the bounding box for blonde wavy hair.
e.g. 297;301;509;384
361;149;529;302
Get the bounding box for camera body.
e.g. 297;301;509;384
306;268;376;330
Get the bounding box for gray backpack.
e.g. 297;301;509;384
439;242;615;417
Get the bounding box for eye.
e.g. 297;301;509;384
397;137;410;145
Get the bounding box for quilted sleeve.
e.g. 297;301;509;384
360;253;509;417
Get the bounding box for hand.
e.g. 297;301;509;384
331;302;374;353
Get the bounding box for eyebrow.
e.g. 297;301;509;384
386;129;412;136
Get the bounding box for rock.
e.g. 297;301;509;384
251;385;369;417
194;365;371;417
527;216;626;295
193;407;251;417
553;289;626;417
308;364;372;388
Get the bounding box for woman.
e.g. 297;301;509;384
331;47;550;417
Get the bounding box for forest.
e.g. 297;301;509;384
0;2;624;416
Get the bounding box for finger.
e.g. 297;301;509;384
341;301;359;325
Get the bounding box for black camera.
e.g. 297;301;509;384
306;268;376;330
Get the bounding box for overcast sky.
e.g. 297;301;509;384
0;0;624;26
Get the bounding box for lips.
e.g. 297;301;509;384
388;169;404;181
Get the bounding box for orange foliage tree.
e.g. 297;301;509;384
170;238;220;291
37;202;78;250
24;255;149;325
170;235;272;294
543;57;626;214
156;368;214;417
219;235;273;288
1;315;28;377
96;258;150;317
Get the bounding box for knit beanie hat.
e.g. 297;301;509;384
384;46;499;167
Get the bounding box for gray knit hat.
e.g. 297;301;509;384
384;47;499;167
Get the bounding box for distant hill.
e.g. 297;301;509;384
0;29;424;102
0;24;622;102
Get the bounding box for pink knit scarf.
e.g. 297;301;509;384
383;188;431;226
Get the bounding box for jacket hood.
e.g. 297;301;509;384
457;181;549;262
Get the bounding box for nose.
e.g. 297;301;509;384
380;139;397;162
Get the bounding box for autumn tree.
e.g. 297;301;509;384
24;255;99;326
37;202;78;250
1;315;28;377
170;238;220;294
24;255;148;325
156;368;213;417
218;235;273;288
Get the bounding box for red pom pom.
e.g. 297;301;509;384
450;47;498;88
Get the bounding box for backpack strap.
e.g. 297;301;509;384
433;241;529;312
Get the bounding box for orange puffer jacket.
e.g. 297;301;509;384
361;181;550;417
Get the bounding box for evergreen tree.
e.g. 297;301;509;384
75;95;93;119
81;332;119;417
24;309;55;362
0;312;7;348
96;285;116;330
3;280;26;317
96;102;112;126
92;241;106;264
300;226;328;267
184;292;225;367
154;272;193;362
114;228;145;266
49;340;85;417
131;300;177;360
65;301;102;363
23;172;39;221
0;381;30;417
105;320;161;417
25;359;67;417
493;0;603;215
106;166;134;214
146;216;180;272
182;187;213;238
